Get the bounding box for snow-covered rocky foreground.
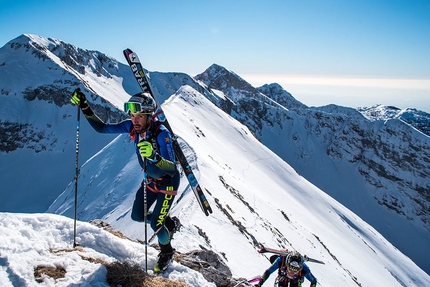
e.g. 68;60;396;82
0;212;212;287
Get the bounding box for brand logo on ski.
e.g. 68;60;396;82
187;174;198;187
125;51;140;64
129;64;149;93
130;53;139;63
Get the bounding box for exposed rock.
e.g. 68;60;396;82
177;248;248;287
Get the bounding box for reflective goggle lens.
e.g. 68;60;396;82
124;102;142;114
288;262;301;272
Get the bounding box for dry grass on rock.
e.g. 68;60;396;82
105;260;191;287
34;265;66;283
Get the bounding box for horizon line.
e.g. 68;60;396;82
240;74;430;90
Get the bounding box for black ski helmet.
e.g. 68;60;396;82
124;92;156;114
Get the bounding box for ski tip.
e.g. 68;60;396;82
204;208;213;216
123;48;135;60
200;200;213;216
123;48;130;56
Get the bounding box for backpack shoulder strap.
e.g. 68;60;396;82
129;124;136;142
152;120;162;136
278;256;287;273
148;121;163;153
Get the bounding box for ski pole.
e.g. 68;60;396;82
73;105;80;248
143;158;148;272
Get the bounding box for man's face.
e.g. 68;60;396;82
286;261;301;278
131;113;149;134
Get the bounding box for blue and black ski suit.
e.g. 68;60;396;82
260;255;317;287
83;112;180;245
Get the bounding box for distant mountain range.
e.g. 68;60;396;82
0;34;429;275
195;63;430;229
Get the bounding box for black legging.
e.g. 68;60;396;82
131;177;178;244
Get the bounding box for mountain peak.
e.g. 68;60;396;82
196;64;258;97
257;83;307;110
197;63;243;85
3;34;120;81
358;104;430;136
6;33;48;46
208;63;228;72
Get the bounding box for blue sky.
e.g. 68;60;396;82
1;0;429;111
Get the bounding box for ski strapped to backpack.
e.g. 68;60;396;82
258;244;325;265
123;48;213;216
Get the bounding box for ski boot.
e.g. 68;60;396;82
154;242;175;273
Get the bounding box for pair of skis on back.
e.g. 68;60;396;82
123;48;213;217
259;244;325;265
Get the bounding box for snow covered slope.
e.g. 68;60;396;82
47;85;430;286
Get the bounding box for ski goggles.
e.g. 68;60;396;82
287;261;301;272
124;102;153;114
